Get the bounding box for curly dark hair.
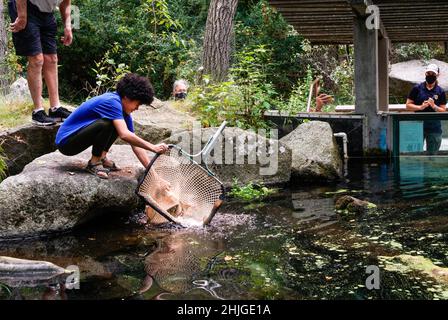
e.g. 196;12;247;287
116;73;154;105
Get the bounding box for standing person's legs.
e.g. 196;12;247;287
40;7;72;120
27;54;45;111
425;132;442;155
8;0;57;125
43;54;60;109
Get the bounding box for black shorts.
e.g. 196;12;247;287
8;0;57;57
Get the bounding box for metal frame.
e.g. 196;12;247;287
135;121;228;226
390;113;448;158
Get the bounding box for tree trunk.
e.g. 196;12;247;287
1;0;10;94
202;0;238;82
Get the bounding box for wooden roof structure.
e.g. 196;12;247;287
269;0;448;44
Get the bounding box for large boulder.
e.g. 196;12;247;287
389;59;448;99
119;100;197;144
0;124;60;176
164;126;292;188
280;121;342;181
0;145;147;240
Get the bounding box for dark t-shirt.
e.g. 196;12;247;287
408;82;447;134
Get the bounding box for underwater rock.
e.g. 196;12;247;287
379;255;448;285
117;100;197;145
0;145;146;239
279;121;342;181
164;127;292;188
0;123;60;176
335;195;376;215
0;256;72;287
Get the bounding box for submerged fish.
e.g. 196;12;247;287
0;256;73;288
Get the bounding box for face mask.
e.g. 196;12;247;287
175;92;187;100
426;75;437;85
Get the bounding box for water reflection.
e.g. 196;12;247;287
2;157;448;300
140;230;225;298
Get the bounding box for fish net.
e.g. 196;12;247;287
136;146;225;227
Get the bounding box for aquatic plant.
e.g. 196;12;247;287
0;283;11;298
0;143;7;181
229;179;277;202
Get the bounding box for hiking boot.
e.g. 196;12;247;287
49;106;72;122
32;110;57;126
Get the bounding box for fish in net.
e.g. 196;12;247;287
136;122;227;227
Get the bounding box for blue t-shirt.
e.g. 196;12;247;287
408;82;447;134
56;92;134;146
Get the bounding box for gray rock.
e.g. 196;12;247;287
118;100;197;145
280;121;342;181
389;59;448;99
0;124;60;176
0;145;147;239
164;127;292;188
5;77;32;103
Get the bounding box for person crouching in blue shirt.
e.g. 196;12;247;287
406;64;447;155
55;73;169;179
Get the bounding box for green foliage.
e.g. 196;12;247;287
188;79;242;128
330;59;355;105
0;143;7;181
57;0;194;101
189;45;278;130
86;44;131;98
229;179;277;202
278;65;314;114
235;1;305;95
391;43;444;63
231;45;278;129
0;283;11;298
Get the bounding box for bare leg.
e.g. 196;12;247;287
27;54;44;112
42;54;60;108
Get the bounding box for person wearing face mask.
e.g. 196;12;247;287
406;64;447;155
172;79;189;100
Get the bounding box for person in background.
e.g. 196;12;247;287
172;79;189;100
8;0;73;126
315;93;334;112
310;78;333;112
406;63;447;155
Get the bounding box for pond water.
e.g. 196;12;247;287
1;157;448;300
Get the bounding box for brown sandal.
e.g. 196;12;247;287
101;158;120;171
85;161;110;179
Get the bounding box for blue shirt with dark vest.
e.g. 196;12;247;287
55;92;134;147
408;82;447;134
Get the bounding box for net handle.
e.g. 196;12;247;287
172;121;227;159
